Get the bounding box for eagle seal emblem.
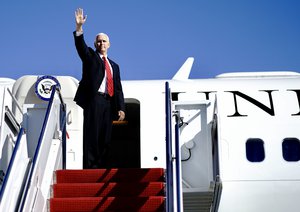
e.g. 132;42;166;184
35;75;61;101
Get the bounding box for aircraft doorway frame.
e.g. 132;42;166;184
110;98;141;168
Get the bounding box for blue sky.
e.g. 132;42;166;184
0;1;299;80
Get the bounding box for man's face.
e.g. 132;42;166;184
95;34;110;55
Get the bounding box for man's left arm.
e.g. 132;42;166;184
113;62;125;121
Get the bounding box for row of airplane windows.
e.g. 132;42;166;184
246;138;300;162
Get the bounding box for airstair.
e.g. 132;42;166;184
0;76;70;211
0;75;168;212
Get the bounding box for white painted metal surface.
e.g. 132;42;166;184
1;58;300;211
0;134;29;212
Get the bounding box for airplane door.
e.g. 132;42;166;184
174;97;214;191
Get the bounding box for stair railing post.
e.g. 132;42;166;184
165;81;174;212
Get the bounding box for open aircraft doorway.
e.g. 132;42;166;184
109;98;140;168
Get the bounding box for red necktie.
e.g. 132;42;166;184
102;57;114;97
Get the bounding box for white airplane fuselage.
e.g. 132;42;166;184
1;66;300;211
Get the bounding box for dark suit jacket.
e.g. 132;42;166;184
73;31;125;114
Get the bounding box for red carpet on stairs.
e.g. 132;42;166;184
49;168;166;212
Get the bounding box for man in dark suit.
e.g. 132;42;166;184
73;8;125;169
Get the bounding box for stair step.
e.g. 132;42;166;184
55;168;165;183
49;196;165;211
52;182;165;198
183;191;214;212
51;168;166;211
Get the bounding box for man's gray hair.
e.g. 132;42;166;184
95;33;110;42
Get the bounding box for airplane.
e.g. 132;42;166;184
0;57;300;211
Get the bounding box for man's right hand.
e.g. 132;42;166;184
75;8;87;32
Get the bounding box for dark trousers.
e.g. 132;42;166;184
83;93;112;169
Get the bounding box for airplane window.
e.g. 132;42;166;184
282;138;300;162
246;139;265;162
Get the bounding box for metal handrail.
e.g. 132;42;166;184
18;85;66;211
165;81;184;212
165;81;174;212
56;87;67;169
